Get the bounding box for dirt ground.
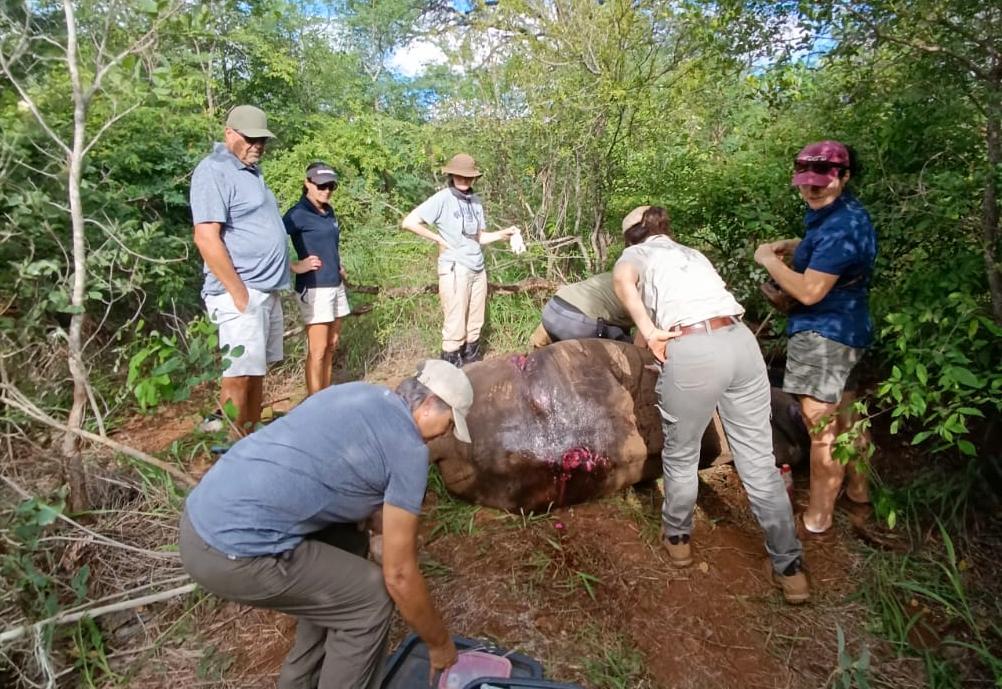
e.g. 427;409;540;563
17;352;933;689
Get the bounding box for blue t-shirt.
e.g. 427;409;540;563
283;195;343;292
190;143;290;298
185;383;429;558
787;191;878;348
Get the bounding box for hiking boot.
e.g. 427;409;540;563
461;339;483;365
767;558;810;605
440;349;464;367
662;533;693;568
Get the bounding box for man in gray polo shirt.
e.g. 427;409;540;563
180;360;473;689
191;105;289;435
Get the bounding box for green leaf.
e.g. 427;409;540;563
71;565;90;601
957;440;976;456
949;367;981;388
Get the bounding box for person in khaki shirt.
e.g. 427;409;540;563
529;272;634;349
401;153;516;367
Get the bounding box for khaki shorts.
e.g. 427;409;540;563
297;285;351;325
204;288;284;377
783;330;863;404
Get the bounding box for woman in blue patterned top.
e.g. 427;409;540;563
755;141;877;535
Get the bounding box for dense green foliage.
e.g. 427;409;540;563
4;0;997;452
1;1;1000;686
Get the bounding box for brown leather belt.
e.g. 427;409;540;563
673;315;740;337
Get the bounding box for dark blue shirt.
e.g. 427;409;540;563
283;195;342;291
787;191;877;348
185;383;430;558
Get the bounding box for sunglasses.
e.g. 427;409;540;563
313;182;337;191
237;132;269;146
794;161;845;175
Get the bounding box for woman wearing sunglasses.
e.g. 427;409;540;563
754;141;878;535
283;161;350;396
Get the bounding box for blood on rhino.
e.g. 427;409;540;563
429;339;808;512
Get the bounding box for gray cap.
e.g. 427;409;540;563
306;161;339;186
225;105;275;139
417;359;474;443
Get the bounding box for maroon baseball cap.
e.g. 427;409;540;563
792;140;850;187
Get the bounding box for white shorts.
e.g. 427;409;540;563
204;289;284;377
297;285;351;325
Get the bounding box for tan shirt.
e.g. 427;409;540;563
616;235;743;328
555;272;632;328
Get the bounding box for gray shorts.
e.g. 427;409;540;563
204;288;284;377
783;330;864;404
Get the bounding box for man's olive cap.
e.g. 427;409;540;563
225;105;275;139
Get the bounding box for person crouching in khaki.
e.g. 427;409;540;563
401;153;517;367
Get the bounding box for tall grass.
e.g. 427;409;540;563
857;525;1002;687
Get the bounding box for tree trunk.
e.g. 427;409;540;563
982;85;1002;323
61;0;91;513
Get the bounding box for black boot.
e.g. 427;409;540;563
461;339;482;365
440;349;464;367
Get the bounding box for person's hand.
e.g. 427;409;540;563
769;239;799;256
499;225;519;238
232;284;250;313
339;266;348;282
753;243;781;267
364;507;383;535
292;256;323;274
427;638;458;685
645;327;682;363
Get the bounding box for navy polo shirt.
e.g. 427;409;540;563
283;196;343;291
787;191;878;348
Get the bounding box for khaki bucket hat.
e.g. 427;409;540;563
621;205;650;233
225;105;275;139
442;153;482;178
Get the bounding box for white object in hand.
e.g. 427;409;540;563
509;230;527;255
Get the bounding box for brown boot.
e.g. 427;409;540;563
766;558;810;604
662;533;693;568
529;324;552;350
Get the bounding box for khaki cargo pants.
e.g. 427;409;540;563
438;261;487;353
179;512;392;689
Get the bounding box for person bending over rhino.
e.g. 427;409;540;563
529;272;635;349
613;205;810;605
179;361;473;688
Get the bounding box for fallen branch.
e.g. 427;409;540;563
1;474;180;561
0;582;197;645
349;276;557;299
0;383;195;486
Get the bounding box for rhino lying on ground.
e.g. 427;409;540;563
429;339;809;512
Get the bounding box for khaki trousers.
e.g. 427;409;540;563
438;261;488;352
179;513;392;689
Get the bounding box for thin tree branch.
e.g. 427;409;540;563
0;384;195;486
0;583;197;645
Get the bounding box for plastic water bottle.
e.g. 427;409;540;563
780;464;794;503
